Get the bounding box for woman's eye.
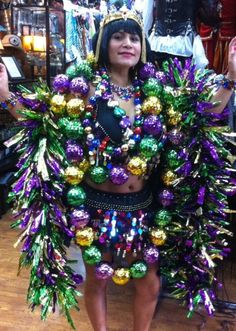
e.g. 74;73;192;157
131;35;140;42
112;34;122;40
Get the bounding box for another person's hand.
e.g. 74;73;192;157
0;63;10;101
227;37;236;81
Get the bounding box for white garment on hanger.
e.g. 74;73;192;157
135;0;154;36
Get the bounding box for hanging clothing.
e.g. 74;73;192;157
200;0;236;74
142;0;219;69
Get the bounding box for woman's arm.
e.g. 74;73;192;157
211;37;236;113
0;63;22;119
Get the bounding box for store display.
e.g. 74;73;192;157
11;0;66;86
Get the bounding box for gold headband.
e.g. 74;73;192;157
95;6;146;63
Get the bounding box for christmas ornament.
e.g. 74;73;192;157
82;246;102;264
75;227;94;246
67;186;86;206
66;98;85;118
89;166;108;184
127;157;147;176
143;246;159;264
70;209;90;229
150;228;167;246
95;262;114;279
64;166;84;185
154;210;172;227
112;268;130;285
53;74;70;93
130;261;148;278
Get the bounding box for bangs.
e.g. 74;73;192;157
106;19;142;39
93;18;143;66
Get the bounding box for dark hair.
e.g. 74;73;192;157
92;18;152;68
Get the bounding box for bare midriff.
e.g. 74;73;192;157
85;175;147;193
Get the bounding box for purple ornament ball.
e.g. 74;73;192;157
53;74;70;93
70;77;90;97
143;115;162;136
109;166;129;185
168;129;184;145
139;63;156;80
143;246;159;264
95;262;114;280
70;209;90;228
159;189;174;207
66;140;84;163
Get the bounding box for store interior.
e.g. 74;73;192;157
0;0;236;330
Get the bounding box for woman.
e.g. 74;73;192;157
0;6;236;331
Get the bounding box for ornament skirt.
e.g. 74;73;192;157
75;183;159;281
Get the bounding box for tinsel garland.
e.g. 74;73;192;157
5;84;83;329
152;58;235;315
5;58;236;327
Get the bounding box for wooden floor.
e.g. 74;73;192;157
1;211;236;331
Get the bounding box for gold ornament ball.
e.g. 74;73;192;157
79;159;90;173
150;228;167;246
67;98;85;118
64;166;84;185
168;112;182;126
167;105;176;117
142;96;162;115
50;94;66;114
75;227;94;246
162;170;177;186
86;52;96;65
112;268;130;285
127;157;147;176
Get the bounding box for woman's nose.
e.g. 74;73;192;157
123;37;132;47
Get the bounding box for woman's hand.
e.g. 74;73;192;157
226;36;236;80
0;63;10;101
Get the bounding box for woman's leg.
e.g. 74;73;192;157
84;253;111;331
132;264;160;331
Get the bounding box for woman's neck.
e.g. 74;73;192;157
108;67;131;87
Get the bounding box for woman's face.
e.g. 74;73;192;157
108;31;141;69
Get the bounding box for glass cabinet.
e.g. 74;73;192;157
11;0;66;86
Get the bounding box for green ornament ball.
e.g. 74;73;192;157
90;166;108;184
65;65;78;80
82;246;102;265
76;62;93;80
67;186;86;206
62;119;84;139
142;78;163;97
166;150;181;168
154;209;172;227
130;261;148;279
140;137;158;159
57;117;69;131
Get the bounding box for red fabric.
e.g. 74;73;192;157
199;0;236;73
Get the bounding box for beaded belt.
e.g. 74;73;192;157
82;183;153;212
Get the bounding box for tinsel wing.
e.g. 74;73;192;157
5;85;83;329
152;59;235;315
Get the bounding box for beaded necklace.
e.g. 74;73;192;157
110;82;135;101
82;66;163;185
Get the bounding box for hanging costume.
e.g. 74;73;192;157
5;7;235;330
144;0;219;69
199;0;236;74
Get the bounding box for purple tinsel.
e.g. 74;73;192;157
139;63;156;80
197;186;206;205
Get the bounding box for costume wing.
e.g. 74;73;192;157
142;59;235;315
